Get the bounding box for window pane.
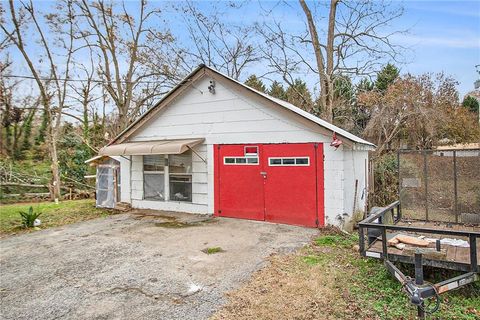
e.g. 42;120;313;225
169;151;192;174
270;159;281;165
144;155;165;172
296;158;309;165
282;158;295;165
170;175;192;202
144;173;165;200
247;157;258;164
224;157;235;164
236;157;247;164
245;146;258;155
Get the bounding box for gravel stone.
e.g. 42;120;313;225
0;213;318;320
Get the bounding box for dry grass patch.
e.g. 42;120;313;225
211;231;480;320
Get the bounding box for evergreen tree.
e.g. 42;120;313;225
285;79;314;112
462;95;479;114
333;75;354;102
268;80;286;100
356;78;374;94
58;123;91;185
244;75;267;93
20;108;36;157
35;110;48;145
351;78;374;134
375;63;399;92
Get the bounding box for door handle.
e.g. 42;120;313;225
260;171;267;179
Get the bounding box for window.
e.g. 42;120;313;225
244;146;258;156
223;156;259;165
169;151;192;202
144;155;165;200
269;157;310;166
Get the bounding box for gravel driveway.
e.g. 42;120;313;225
0;211;318;320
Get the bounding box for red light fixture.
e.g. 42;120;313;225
330;132;342;148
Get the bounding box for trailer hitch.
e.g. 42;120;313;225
402;277;440;316
385;253;440;318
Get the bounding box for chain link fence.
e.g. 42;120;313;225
398;149;480;223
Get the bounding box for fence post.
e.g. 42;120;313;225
397;151;401;200
453;150;458;223
423;151;429;221
470;234;478;272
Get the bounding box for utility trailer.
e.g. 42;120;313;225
358;149;479;318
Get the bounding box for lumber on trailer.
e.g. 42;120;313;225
387;234;430;247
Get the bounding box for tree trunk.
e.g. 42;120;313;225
48;129;62;201
82;94;90;144
299;0;338;123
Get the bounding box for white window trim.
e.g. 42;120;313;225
142;154;194;203
268;156;310;166
143;155;167;201
223;156;259;165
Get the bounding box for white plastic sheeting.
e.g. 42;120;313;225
96;158;120;208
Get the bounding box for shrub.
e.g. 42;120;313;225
369;153;398;207
19;206;42;228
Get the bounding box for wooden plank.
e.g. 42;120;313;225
454;247;471;264
445;246;457;262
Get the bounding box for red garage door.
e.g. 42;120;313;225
214;143;324;227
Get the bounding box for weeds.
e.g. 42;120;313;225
314;233;358;248
202;247;224;254
19;206;42;228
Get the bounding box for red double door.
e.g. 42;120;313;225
214;143;324;227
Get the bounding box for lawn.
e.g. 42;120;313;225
212;231;480;320
0;199;113;237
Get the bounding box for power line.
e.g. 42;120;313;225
1;74;179;84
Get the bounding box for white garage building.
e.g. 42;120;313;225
92;65;375;229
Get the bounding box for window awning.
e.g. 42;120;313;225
98;138;204;156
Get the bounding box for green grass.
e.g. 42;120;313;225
307;233;480;319
202;246;224;254
0;199;112;237
314;233;358;248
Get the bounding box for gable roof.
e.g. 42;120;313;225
111;64;375;148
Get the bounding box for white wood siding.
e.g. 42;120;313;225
342;149;369;230
111;155;131;203
124;76;366;227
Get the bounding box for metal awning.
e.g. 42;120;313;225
98;138;204;156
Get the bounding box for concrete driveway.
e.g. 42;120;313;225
0;211;318;320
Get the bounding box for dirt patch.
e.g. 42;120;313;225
131;210;217;228
211;251;353;320
154;218;218;228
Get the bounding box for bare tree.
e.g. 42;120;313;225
175;1;260;80
258;0;405;122
67;55;101;146
77;0;178;134
1;0;76;200
358;73;480;156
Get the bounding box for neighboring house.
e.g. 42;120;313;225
88;65;375;229
435;143;480;157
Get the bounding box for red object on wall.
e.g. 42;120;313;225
214;143;324;227
330;132;343;148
